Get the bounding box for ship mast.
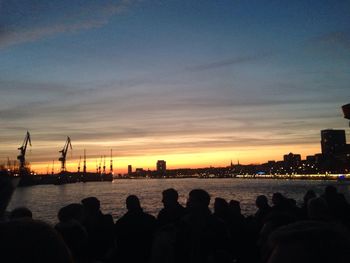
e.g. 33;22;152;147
110;149;113;175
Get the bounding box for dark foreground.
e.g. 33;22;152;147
1;185;350;263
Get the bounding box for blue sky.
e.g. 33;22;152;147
1;0;350;172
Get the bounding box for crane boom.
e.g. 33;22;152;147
59;136;72;172
17;131;32;172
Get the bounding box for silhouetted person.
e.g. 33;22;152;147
265;221;350;263
175;189;231;263
228;199;246;240
151;189;185;263
157;188;186;227
307;197;332;222
114;195;157;263
228;199;258;263
10;207;32;220
57;203;84;223
56;203;89;263
259;193;296;255
254;195;271;229
0;220;73;263
229;200;244;219
301;190;316;219
81;197;114;261
322;186;350;224
259;213;296;256
287;198;303;219
213;197;230;224
271;193;288;212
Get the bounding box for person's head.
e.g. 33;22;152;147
303;190;316;204
229;200;241;215
58;203;84;223
272;193;285;206
214;197;228;214
81;197;100;215
324;185;337;196
162;188;179;207
187;189;210;211
256;195;269;209
307;197;330;221
0;220;73;262
126;195;141;212
10;207;32;220
266;221;350;263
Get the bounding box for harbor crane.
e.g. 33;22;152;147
17;131;31;173
83;149;87;174
103;155;106;174
59;137;72;172
110;149;113;175
98;156;102;174
77;156;81;173
52;160;55;175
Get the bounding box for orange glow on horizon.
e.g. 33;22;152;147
29;143;320;174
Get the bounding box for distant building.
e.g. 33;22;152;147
284;153;301;165
321;129;346;156
135;168;146;177
314;153;324;163
306;155;316;163
267;160;276;166
319;130;350;173
128;165;132;176
156;160;166;176
283;153;301;172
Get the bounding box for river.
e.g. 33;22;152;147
7;178;350;223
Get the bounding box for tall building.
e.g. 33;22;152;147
321;129;346;156
156;160;166;176
128;165;132;175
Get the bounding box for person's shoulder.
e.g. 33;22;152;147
103;213;113;220
139;212;156;225
102;213;114;225
143;211;156;220
115;213;129;225
157;208;165;219
175;203;186;212
177;203;185;209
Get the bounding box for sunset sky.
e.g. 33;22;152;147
1;0;350;173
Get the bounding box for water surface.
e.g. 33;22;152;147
8;178;350;223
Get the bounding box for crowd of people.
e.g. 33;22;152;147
1;185;350;263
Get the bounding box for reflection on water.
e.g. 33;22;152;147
8;178;350;223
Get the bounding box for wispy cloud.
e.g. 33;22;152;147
0;0;135;49
309;31;350;51
187;53;271;71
